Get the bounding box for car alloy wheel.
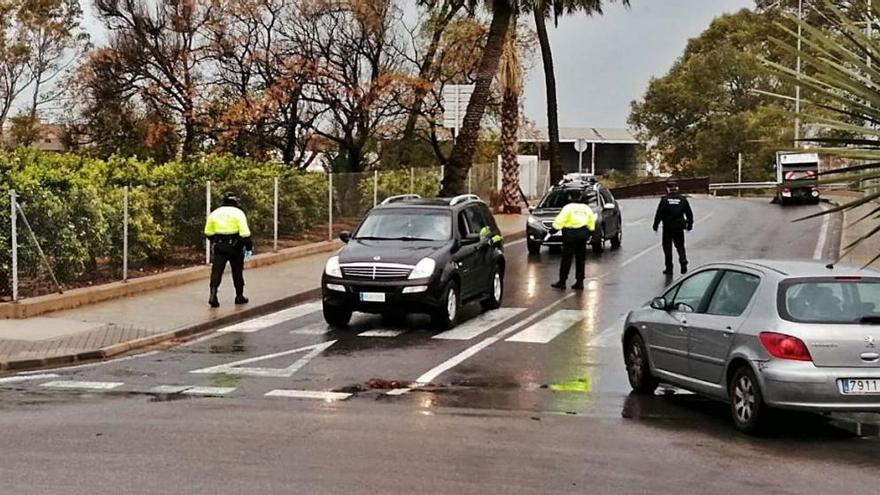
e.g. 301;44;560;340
733;376;756;424
729;366;766;434
625;335;658;393
446;286;458;322
493;272;502;301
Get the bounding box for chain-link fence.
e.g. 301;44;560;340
4;164;508;302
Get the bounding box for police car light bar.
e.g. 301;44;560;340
380;194;422;205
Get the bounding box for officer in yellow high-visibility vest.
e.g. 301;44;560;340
550;190;596;291
204;192;253;308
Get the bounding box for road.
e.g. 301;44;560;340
0;198;876;495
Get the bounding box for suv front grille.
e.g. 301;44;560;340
542;221;554;229
340;263;414;280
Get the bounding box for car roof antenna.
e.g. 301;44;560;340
826;263;835;270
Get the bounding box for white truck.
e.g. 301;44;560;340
775;152;820;205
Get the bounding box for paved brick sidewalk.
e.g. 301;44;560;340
0;214;527;371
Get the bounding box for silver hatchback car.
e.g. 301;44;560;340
623;260;880;433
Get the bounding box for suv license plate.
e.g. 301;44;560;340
359;292;386;303
839;379;880;395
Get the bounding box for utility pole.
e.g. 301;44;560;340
795;0;803;147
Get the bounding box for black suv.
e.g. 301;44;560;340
526;174;623;255
322;194;505;329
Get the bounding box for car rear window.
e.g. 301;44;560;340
539;189;599;209
780;278;880;323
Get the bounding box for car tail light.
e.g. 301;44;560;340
759;332;813;362
782;187;791;193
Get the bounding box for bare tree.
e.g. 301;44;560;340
0;0;32;141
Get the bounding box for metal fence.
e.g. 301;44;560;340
3;162;510;302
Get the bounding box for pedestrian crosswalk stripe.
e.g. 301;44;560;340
150;385;191;394
505;310;585;344
218;302;322;333
0;373;59;385
358;330;406;338
183;386;235;396
433;308;527;340
190;341;336;378
40;380;124;390
291;323;333;336
265;389;352;401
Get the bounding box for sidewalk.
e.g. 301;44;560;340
0;214;528;371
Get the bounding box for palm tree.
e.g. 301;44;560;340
440;0;515;195
499;19;523;213
532;0;629;182
765;1;880;264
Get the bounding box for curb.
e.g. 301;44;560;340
0;229;526;373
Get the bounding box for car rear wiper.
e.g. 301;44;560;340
858;316;880;325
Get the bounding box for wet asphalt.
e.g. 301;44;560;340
0;198;877;495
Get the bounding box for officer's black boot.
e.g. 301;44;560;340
209;287;220;308
571;280;585;291
235;289;249;305
551;281;566;290
681;263;688;275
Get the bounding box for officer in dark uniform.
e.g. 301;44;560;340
653;181;694;275
204;192;253;308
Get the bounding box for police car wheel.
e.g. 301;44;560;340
611;227;622;249
527;240;541;255
481;268;503;311
592;228;606;254
323;304;352;328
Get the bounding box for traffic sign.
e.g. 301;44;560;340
574;138;588;153
442;84;475;136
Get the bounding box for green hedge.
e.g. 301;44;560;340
0;150;329;297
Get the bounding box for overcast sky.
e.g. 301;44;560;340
78;0;755;130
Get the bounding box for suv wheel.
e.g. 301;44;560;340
432;281;460;330
323;303;352;328
592;227;606;254
625;334;659;394
729;365;767;434
527;240;541;255
610;226;622;250
481;268;503;311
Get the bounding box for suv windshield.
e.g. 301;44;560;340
780;278;880;323
355;210;451;241
539;189;599;209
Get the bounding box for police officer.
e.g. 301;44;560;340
653;181;694;275
551;190;597;291
204;192;253;308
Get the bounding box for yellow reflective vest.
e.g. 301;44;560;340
204;206;252;238
552;203;596;231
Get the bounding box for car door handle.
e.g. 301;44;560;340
723;327;734;338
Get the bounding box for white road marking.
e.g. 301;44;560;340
0;373;59;385
40;381;124;390
358;330;407;338
505;310;585;344
190;340;336;378
396;292;579;394
183;386;236;396
385;388;412;396
218;302;322;334
150;385;192;394
814;204;831;261
625;219;647;227
291;323;333;336
265;389;352;401
434;308;527;340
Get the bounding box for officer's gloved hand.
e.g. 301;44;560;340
244;250;253;261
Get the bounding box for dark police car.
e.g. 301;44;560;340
322;194;505;329
526;174;622;255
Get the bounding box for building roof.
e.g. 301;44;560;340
519;127;640;145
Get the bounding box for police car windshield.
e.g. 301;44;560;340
539;189;598;209
356;210;451;241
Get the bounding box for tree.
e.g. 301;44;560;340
94;0;216;158
499;18;522;213
440;0;515;195
629;9;797;181
0;0;32;141
531;0;628;183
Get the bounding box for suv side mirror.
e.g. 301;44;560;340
339;231;351;243
650;297;668;311
604;203;616;211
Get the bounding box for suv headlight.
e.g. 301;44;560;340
325;256;342;278
408;258;436;280
528;215;544;229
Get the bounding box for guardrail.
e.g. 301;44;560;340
709;182;778;192
611;177;710;199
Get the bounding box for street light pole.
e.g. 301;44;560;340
795;0;803;147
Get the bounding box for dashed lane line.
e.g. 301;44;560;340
183;386;236;396
218;302;323;334
358;330;407;338
0;373;59;385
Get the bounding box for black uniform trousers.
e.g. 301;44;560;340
559;227;590;283
211;239;246;295
662;228;688;271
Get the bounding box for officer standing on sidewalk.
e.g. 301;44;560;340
551;190;597;291
204;192;253;308
653;181;694;276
